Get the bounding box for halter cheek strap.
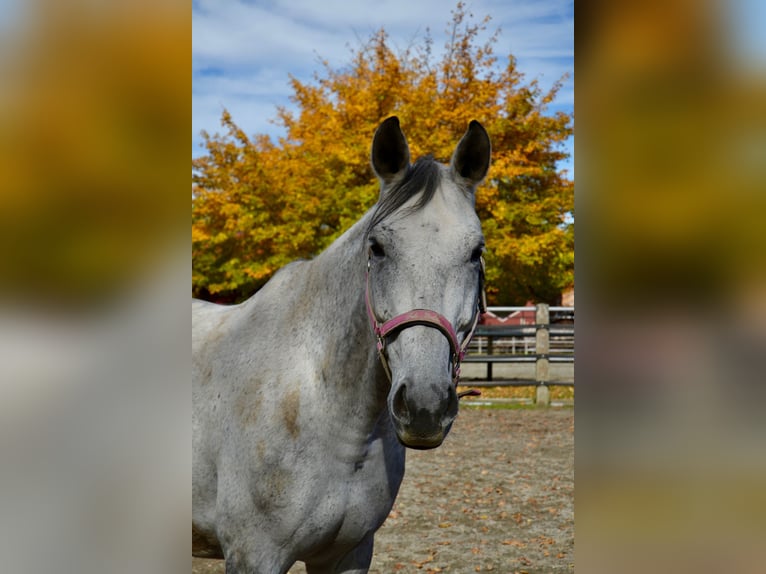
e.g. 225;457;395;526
365;258;484;398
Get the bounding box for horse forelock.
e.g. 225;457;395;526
365;155;443;235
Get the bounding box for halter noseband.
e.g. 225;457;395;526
365;256;485;398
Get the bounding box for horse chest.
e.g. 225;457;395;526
344;449;399;516
353;438;401;494
299;433;404;551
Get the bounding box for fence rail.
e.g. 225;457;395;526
460;304;574;405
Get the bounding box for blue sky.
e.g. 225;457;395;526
192;0;574;176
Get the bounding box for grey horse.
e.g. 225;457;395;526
193;116;491;573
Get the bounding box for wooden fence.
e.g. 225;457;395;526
460;304;574;405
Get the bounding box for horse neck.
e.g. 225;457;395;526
306;215;386;406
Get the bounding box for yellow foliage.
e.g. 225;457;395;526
192;3;573;304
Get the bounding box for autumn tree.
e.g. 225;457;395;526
193;3;573;304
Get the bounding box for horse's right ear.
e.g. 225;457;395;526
371;116;410;186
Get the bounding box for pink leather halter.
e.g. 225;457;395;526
364;257;486;398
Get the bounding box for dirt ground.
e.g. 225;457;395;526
192;407;574;573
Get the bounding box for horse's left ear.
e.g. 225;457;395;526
450;120;491;185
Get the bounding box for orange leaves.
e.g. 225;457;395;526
192;3;573;305
412;553;436;569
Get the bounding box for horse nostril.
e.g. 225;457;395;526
392;383;410;424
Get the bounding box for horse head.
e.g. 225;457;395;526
366;116;490;449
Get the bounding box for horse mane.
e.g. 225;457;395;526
365;155;442;235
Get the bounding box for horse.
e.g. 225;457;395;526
192;116;491;573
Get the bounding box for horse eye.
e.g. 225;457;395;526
470;245;484;263
368;238;385;259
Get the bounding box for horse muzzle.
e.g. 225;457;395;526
388;379;458;450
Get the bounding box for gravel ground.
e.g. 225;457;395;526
192;407;574;573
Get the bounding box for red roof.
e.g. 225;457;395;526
479;309;536;326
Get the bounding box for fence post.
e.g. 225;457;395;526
487;334;494;381
535;303;550;406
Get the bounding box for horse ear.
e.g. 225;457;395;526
450;120;491;185
371;116;410;185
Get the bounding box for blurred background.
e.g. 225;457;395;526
0;1;189;573
576;0;766;572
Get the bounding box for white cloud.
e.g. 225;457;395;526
192;0;574;160
193;92;291;151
